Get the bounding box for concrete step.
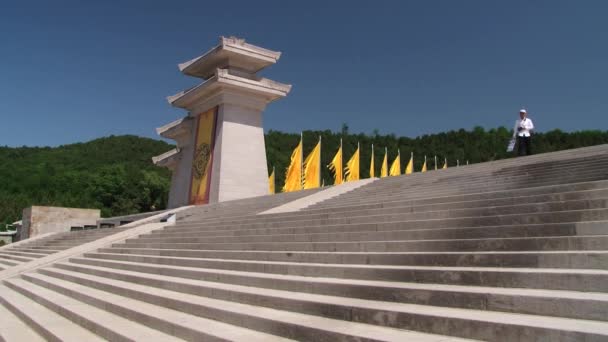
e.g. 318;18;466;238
3;277;183;341
23;269;461;342
174;195;608;230
0;299;45;342
68;256;608;292
6;247;62;254
96;247;608;269
146;221;603;244
0;259;20;267
28;244;73;253
44;262;608;327
114;235;608;255
157;209;608;239
174;187;608;228
0;253;34;263
301;180;608;217
20;272;297;342
337;161;608;192
141;221;607;245
0;250;48;258
136;225;596;246
0;284;105;342
322;169;608;206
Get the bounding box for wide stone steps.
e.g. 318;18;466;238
172;180;608;228
139;224;596;247
1;145;607;341
0;227;130;271
326;170;608;208
0;298;46;342
96;248;608;269
314;158;608;207
177;188;321;224
114;236;608;255
30;261;608;321
0;284;106;341
42;260;608;341
164;198;608;234
21;267;463;342
68;255;608;292
147;211;608;242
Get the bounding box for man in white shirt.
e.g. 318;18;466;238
513;109;534;156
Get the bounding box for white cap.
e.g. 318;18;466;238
519;109;527;114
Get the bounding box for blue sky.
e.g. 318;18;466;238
1;0;606;147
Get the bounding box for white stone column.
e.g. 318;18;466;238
208;98;269;202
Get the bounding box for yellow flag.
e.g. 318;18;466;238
282;137;303;192
268;167;275;194
389;150;401;176
369;144;375;178
442;157;448;169
405;152;414;175
303;138;322;189
421;156;427;173
328;140;343;185
345;143;360;182
380;148;388;177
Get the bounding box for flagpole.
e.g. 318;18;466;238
340;138;343;182
357;141;360;181
434;155;437;170
318;136;322;187
300;132;304;190
398;148;401;174
371;143;374;178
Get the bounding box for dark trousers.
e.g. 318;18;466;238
517;136;532;156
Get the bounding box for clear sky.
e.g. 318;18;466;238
1;0;606;147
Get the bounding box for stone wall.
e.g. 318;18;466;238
21;206;100;239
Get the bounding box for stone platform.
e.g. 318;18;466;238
1;144;608;341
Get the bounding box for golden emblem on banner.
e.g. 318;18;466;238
192;143;211;180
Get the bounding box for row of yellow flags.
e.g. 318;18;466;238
268;135;449;194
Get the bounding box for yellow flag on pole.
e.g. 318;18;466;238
369;144;375;178
389;149;401;176
328;139;343;185
282;135;303;192
442;157;448;169
303;137;322;189
380;147;388;177
405;152;414;175
268;167;275;194
421;156;427;173
345;142;360;182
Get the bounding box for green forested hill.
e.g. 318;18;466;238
0;135;173;224
2;128;608;225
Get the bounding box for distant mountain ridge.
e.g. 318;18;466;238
2;128;607;224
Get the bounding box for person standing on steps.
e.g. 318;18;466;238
513;109;534;156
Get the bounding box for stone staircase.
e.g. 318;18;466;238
0;228;130;270
1;145;608;341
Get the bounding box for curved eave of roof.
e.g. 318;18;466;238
156;117;191;139
152;148;181;167
167;69;292;109
178;37;281;79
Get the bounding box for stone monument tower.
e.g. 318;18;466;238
153;37;291;208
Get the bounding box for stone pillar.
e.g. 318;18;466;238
153;37;291;207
